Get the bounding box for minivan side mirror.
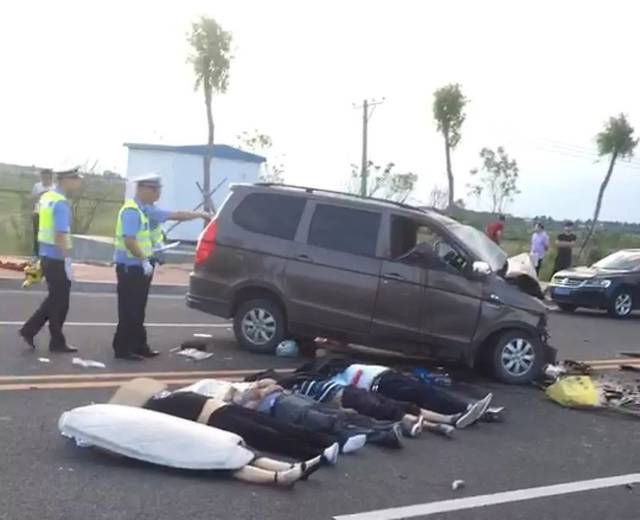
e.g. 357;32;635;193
472;261;492;277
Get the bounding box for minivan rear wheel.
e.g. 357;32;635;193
234;298;285;354
490;331;543;384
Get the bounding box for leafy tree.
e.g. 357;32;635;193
427;185;449;210
236;129;285;184
468;146;520;214
433;83;467;209
187;17;233;212
350;161;417;202
579;114;638;258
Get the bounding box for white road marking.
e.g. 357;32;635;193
334;473;640;520
0;289;184;299
0;321;229;328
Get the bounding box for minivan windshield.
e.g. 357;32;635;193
448;223;508;272
593;251;640;271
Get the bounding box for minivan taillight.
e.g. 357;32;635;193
195;219;218;266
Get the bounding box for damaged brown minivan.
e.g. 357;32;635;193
187;184;552;384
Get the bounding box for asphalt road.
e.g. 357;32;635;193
1;287;639;520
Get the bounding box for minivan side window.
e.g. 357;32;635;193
390;215;468;273
308;204;381;257
232;193;306;240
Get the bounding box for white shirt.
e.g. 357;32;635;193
32;182;54;212
331;364;389;390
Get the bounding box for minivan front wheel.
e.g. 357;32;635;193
234;298;285;354
491;331;543;384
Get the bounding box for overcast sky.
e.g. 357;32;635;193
1;0;640;221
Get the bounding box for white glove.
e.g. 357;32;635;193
141;259;154;277
64;257;74;282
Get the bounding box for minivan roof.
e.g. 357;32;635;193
232;182;454;223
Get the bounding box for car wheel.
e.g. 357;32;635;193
491;331;543;384
557;304;577;313
233;298;285;354
607;289;633;319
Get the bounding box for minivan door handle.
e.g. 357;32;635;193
383;272;406;281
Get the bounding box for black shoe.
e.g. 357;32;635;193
50;345;78;353
18;330;37;349
137;348;160;358
115;352;145;361
369;424;403;449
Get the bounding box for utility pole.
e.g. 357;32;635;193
354;98;385;196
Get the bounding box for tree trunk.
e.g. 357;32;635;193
202;85;215;215
443;131;454;210
578;150;618;260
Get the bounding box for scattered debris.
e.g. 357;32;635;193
72;357;106;369
543;363;567;381
176;348;213;362
180;339;209;352
451;479;465;491
37;357;51;363
193;333;213;339
275;340;299;358
626;483;634;491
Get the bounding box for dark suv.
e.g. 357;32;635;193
187;184;550;384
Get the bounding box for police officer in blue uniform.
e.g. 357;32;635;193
20;168;83;353
112;174;210;361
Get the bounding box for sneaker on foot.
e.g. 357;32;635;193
455;402;484;429
341;434;366;454
427;423;455;438
323;442;340;464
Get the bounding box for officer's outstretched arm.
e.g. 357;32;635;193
167;211;211;222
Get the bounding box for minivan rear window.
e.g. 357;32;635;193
308;204;380;257
233;193;306;240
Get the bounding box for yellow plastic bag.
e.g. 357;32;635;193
546;376;600;408
22;260;43;289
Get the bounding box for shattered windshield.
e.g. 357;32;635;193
593;251;640;271
448;223;508;272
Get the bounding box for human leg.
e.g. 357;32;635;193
45;259;71;350
209;405;324;461
112;265;146;359
341;386;419;422
376;372;469;415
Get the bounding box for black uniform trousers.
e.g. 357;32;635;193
112;264;152;356
21;257;70;349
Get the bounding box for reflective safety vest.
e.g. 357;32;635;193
38;191;72;248
114;200;152;258
150;223;164;249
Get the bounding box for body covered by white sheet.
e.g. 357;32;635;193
59;404;254;470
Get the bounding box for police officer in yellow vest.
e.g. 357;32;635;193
112;174;210;360
20;168;83;352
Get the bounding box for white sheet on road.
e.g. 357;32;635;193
58;404;254;470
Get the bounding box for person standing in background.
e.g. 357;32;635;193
30;168;54;257
20;168;83;353
554;221;577;273
486;214;506;245
530;222;550;275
